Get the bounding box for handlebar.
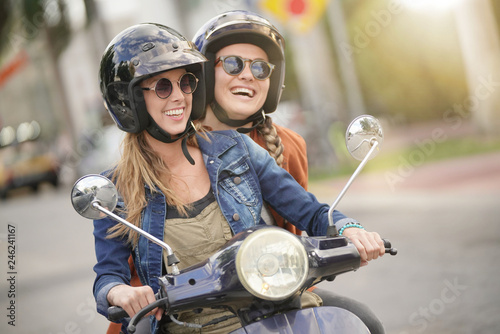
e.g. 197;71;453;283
106;236;397;330
108;296;168;334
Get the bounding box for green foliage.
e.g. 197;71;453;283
361;136;500;178
341;0;469;123
0;0;14;58
22;0;44;20
0;0;71;61
310;135;500;181
491;0;500;25
23;0;72;59
280;32;300;102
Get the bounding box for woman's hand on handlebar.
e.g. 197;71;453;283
107;284;162;321
342;228;385;267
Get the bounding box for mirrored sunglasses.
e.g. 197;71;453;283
215;55;275;80
142;72;198;99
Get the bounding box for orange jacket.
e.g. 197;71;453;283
107;124;308;333
249;124;308;236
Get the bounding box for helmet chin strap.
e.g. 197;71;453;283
145;116;196;165
210;101;265;134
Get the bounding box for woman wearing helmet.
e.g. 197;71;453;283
97;22;232;334
193;10;307;236
193;11;385;334
96;23;384;334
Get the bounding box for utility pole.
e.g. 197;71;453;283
326;0;367;120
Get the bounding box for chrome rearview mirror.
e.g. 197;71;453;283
71;174;118;219
327;115;384;236
70;174;181;274
346;115;384;161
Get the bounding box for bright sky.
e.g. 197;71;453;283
67;0;139;29
400;0;465;12
94;0;139;20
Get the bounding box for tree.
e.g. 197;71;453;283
1;0;71;59
0;0;14;58
0;0;74;144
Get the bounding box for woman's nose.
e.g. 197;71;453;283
238;62;254;81
169;83;186;101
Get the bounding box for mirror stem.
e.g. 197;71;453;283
91;201;180;275
328;140;379;227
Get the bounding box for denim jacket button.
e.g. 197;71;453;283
232;213;240;221
233;176;241;185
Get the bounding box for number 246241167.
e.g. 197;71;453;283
7;224;16;272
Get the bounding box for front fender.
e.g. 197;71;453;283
230;306;369;334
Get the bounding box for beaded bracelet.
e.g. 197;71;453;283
338;223;365;236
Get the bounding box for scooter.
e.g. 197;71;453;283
71;115;397;333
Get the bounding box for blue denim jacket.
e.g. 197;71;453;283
92;130;357;332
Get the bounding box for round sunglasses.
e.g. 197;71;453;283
215;55;275;80
142;72;198;99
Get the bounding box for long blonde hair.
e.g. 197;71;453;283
106;125;204;246
256;116;284;167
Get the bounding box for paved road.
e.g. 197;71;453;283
0;185;109;333
0;151;499;334
311;151;500;334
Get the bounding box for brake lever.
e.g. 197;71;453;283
127;297;169;334
107;291;163;323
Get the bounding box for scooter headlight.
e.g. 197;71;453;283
236;228;308;301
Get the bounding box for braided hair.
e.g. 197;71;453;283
256;116;284;167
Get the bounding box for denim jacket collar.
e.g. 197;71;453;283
197;131;239;159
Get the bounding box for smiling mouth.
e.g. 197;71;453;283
163;108;183;117
231;87;254;98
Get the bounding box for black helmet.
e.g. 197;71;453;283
193;10;285;115
100;23;207;138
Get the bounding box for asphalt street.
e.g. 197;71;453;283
0;151;499;334
312;151;500;334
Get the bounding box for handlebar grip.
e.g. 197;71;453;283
107;292;161;323
108;306;129;322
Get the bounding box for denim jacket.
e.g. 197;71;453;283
92;130;357;332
